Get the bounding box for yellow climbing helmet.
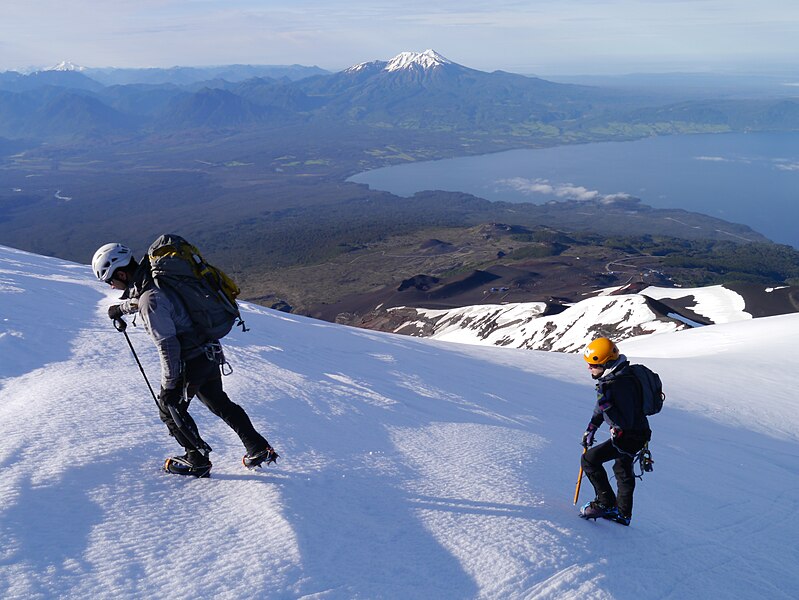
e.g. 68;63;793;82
583;337;620;365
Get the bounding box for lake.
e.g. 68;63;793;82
348;132;799;248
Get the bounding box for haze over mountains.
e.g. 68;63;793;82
12;60;329;86
0;50;594;140
1;50;797;143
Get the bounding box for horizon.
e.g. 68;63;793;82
2;1;798;77
5;54;799;82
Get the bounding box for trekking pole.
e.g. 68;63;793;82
113;318;211;457
573;447;587;505
113;318;158;404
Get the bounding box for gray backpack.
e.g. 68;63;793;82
148;234;246;342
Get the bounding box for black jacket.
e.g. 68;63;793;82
589;359;652;437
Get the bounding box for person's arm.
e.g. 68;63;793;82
582;385;607;446
138;292;182;389
106;298;138;320
119;297;139;315
594;382;622;430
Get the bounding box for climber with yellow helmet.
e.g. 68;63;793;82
578;337;652;526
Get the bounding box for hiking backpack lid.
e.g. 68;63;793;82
147;234;246;341
627;364;665;416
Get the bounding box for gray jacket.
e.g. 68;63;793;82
138;286;203;389
122;261;206;389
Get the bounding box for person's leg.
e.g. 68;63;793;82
613;456;636;517
613;438;646;518
157;395;207;455
197;377;269;453
186;355;269;454
581;439;620;507
158;392;212;476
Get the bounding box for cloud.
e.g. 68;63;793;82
694;155;754;165
600;192;639;205
498;177;637;204
774;162;799;171
694;155;732;162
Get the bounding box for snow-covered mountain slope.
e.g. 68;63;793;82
345;49;454;74
385;49;453;72
46;61;86;72
389;284;768;351
1;244;797;599
392;295;684;351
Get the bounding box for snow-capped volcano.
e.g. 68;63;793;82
385;49;453;72
46;61;86;72
345;49;456;74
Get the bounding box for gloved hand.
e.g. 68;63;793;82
108;304;123;320
611;426;623;440
159;386;183;409
581;424;597;448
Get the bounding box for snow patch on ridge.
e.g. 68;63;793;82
344;60;385;74
642;284;751;323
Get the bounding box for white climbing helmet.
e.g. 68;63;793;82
92;243;133;282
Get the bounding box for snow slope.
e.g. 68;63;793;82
397;295;684;352
1;244;797;599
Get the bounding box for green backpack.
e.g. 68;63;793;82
148;234;246;342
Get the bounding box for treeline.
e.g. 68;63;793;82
227;197;799;290
660;240;799;285
586;234;799;285
219;191;499;270
505;230;799;285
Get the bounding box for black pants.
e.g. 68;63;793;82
158;353;268;456
581;435;647;518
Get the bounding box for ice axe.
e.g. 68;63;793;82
573;447;587;505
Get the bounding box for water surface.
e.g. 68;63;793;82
349;132;799;247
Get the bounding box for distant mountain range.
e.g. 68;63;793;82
0;50;797;142
16;61;329;84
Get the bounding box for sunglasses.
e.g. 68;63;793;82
588;363;606;370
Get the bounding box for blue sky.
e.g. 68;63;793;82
2;0;798;75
